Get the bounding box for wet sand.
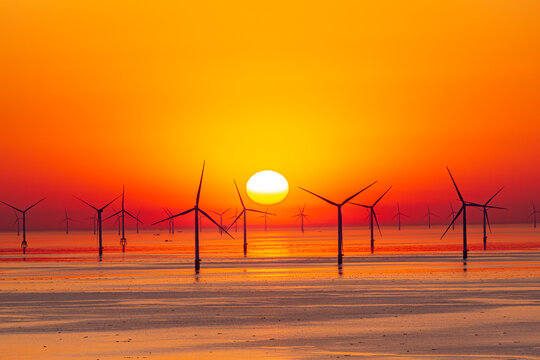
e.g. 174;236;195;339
1;249;539;359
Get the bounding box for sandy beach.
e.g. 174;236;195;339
1;227;539;359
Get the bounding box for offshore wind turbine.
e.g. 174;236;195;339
228;207;239;233
425;205;437;228
394;202;408;231
351;187;392;254
162;208;174;234
228;181;273;257
62;209;74;234
85;214;97;235
14;212;20;236
105;186;142;251
152;162;233;272
75;194;120;257
292;204;310;233
135;209;142;233
447;203;457;230
530;202;540;228
0;198;46;254
441;167;503;260
257;207;275;232
478;187;505;250
211;208;230;235
299;181;376;265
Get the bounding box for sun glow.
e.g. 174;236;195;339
246;171;289;205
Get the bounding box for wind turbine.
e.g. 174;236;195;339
152;162;233;272
228;207;239;233
84;214;97;235
62;209;74;234
394;202;408;231
477;187;505;250
425;205;437;228
0;198;46;254
257;207;275;232
74;194;120;257
211;208;230;235
441;167;503;260
228;180;273;257
292;204;310;233
105;186;142;251
135;209;142;233
351;186;392;254
530;202;540;228
299;181;376;265
447;203;457;230
14;212;20;236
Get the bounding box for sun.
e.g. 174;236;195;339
246;170;289;205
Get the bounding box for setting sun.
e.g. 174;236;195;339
246;170;289;205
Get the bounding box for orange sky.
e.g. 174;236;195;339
0;1;539;229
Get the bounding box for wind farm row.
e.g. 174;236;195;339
1;164;538;271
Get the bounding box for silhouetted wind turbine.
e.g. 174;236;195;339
447;203;457;230
228;207;239;233
0;198;46;254
14;212;20;236
477;187;505;250
135;209;142;233
257;207;275;232
228;181;273;257
299;181;376;265
105;186;142;251
441;167;503;260
75;194;120;257
425;205;437;229
530;202;540;228
162;208;174;234
394;202;408;231
211;208;230;235
63;208;74;234
351;187;392;254
152;162;233;272
292;204;310;233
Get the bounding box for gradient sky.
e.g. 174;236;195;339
0;1;539;229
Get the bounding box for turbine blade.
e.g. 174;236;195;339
441;206;463;239
484;205;506;210
227;210;245;231
486;211;492;234
373;186;392;206
349;202;370;208
196;161;205;206
298;187;337;206
24;197;47;212
342;181;378;205
246;208;274;215
446;167;464;202
222;208;231;215
373;210;382;236
199;208;234;239
0;200;23;213
101;194;122;210
73;196;99;211
485;186;504;205
234;180;245;209
152;207;195;225
104;210;122;221
125;210;143;223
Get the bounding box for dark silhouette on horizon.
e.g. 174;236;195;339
292;204;310;233
447;203;457;230
62;208;74;234
478;187;505;250
152;162;233;272
0;198;46;254
351;186;392;254
530;202;539;228
299;181;376;265
75;194;120;257
135;209;142;233
211;208;230;235
257;207;275;232
14;212;21;236
105;186;142;252
394;202;407;231
441;167;504;260
425;205;437;229
228;180;271;256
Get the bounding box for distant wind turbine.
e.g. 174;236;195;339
425;205;437;229
394;202;408;231
477;187;505;250
447;203;457;230
228;180;272;257
0;198;46;254
152;162;233;272
257;207;275;232
211;208;230;235
351;186;392;254
163;208;174;234
75;194;120;257
135;209;142;233
228;207;239;233
530;202;540;228
292;204;310;233
63;208;74;234
105;186;142;251
14;212;20;236
441;167;503;260
299;181;376;265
